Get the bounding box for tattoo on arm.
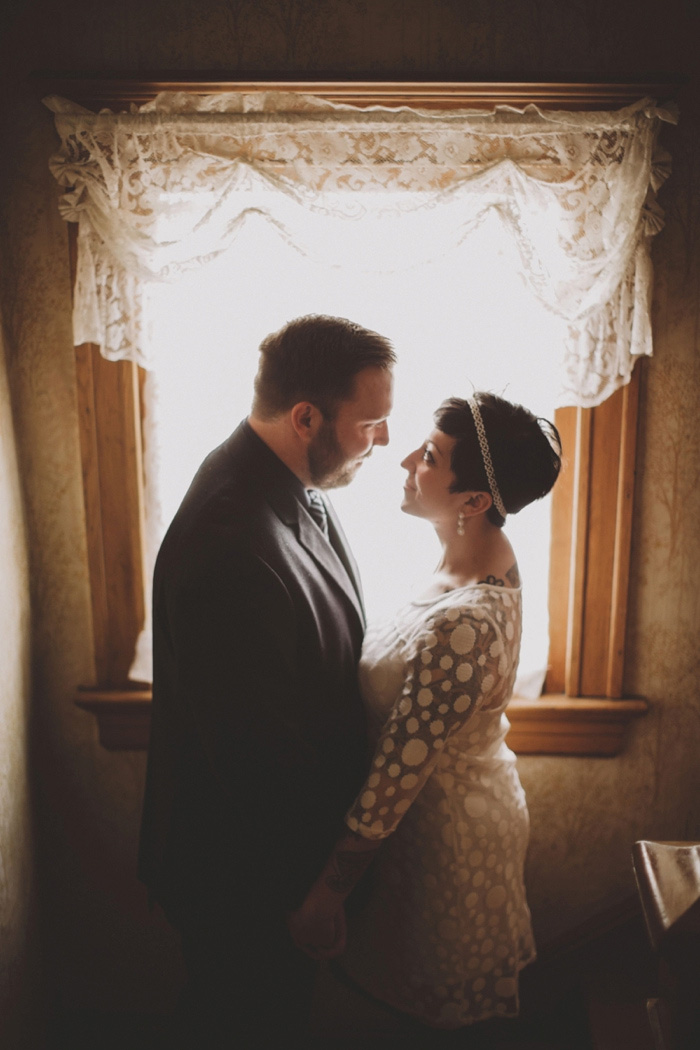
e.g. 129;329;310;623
325;849;375;895
477;565;521;588
506;564;521;588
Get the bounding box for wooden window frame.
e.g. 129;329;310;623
62;79;656;752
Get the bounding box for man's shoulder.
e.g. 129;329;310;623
159;483;282;569
157;464;301;579
155;512;291;615
166;427;282;529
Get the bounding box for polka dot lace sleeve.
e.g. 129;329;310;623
346;605;508;840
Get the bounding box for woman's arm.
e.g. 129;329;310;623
345;606;504;839
289;604;508;957
287;830;381;959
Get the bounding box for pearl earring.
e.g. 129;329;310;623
457;509;465;536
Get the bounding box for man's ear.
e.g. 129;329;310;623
290;401;322;442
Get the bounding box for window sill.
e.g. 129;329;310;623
76;687;647;755
76;687;153;751
506;695;647;756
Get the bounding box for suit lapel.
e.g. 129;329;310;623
324;497;366;623
266;483;365;628
230;422;365;627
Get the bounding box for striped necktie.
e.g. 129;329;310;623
306;489;329;537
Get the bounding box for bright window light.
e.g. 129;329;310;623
142;201;566;697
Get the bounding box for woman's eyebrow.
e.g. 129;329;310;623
427;440;444;459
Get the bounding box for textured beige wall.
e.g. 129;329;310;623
0;305;39;1042
0;0;697;1021
519;79;700;940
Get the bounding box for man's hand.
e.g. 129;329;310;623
287;889;347;960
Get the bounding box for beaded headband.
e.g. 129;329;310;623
467;398;507;520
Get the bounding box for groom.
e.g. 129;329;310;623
138;315;395;1046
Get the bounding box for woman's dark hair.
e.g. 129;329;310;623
252;314;396;421
434;392;562;528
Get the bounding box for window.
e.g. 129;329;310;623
134;204;562;694
65;81;654;753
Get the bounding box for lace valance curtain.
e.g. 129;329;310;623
46;91;674;407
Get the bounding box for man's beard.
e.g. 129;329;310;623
307;419;366;489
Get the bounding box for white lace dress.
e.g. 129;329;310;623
341;584;535;1029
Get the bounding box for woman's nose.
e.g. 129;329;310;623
401;448;419;471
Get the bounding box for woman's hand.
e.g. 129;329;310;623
287;888;347;959
288;828;380;959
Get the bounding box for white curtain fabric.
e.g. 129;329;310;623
46;91;674;408
46;91;674;688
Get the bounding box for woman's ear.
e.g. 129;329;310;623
290;401;323;442
461;492;492;516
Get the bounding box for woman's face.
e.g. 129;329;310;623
401;428;466;524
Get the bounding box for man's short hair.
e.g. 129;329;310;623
252;315;396;421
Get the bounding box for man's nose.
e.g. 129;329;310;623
373;421;390;447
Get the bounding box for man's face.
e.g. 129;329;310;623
308;366;393;489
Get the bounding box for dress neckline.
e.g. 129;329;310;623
409;582;522;607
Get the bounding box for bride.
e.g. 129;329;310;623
289;391;561;1036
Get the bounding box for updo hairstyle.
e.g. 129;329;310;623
434;392;562;528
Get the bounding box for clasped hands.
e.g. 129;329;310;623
287;886;347;960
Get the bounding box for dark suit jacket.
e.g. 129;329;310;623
138;421;369;921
